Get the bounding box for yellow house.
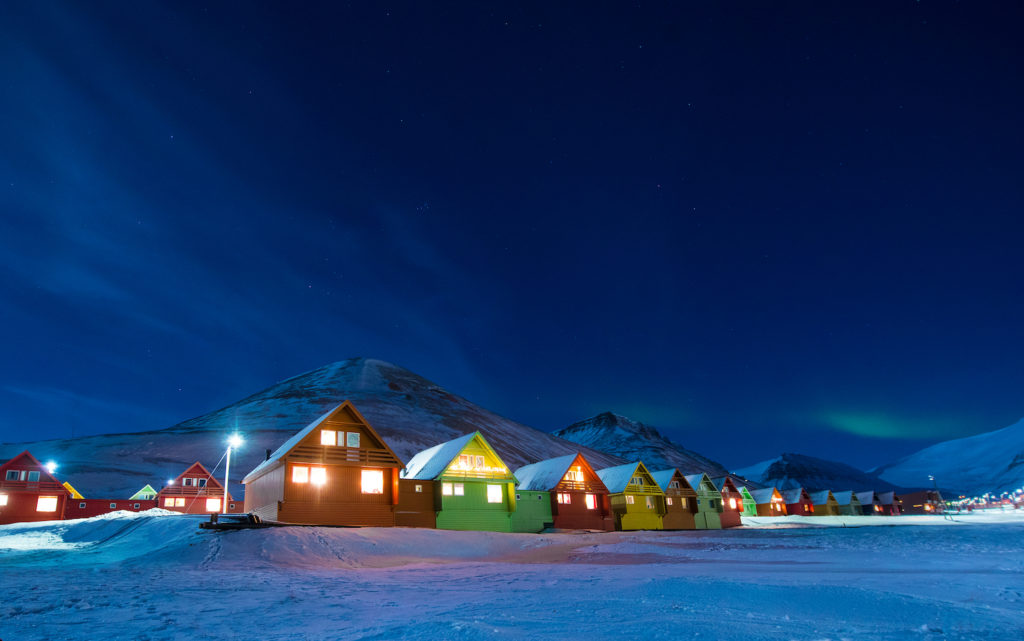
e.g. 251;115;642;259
596;462;665;531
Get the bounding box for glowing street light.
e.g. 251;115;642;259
224;433;243;514
45;461;58;474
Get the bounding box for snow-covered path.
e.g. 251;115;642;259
2;512;1023;640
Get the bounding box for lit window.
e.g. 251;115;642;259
666;497;674;506
311;467;327;486
442;483;453;496
729;497;737;510
361;469;384;494
475;456;485;468
164;498;175;507
110;502;117;509
0;494;8;506
206;498;221;512
27;471;40;482
487;485;502;503
556;493;570;504
459;455;471;468
175;498;186;507
454;483;465;496
292;466;309;483
79;502;86;508
346;432;360;448
415;484;423;493
36;496;58;512
4;471;17;481
625;495;635;505
585;494;596;510
321;429;337;446
565;466;584;482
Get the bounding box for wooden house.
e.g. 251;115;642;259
877;491;902;515
684;473;723;529
401;431;517;532
896;489;944;515
651;468;697;530
62;481;84;500
159;461;242;515
809;490;840;516
711;476;744;528
512;453;613;532
395;477;437;528
66;498;157;520
243;401;404;526
750;487;787;516
738;486;758;516
0;451;69;525
596;462;666;531
832;490;862;515
130;485;158;501
782;488;815;515
855;491;882;515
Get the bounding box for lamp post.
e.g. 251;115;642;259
224;434;243;514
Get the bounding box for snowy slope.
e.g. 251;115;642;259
734;452;901;492
0;358;622;499
874;417;1024;495
553;412;727;476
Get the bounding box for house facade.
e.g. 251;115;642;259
597;462;666;531
513;453;613;532
159;461;242;515
0;451;69;525
651;468;697;530
684;473;723;529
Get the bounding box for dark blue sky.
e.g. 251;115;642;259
1;2;1021;469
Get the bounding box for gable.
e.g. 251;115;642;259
598;462;661;494
440;434;513;480
1;451;63;488
168;462;224;492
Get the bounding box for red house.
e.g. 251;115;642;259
513;453;614;531
781;487;815;515
157;462;243;514
711;475;743;528
0;451;69;525
65;499;158;520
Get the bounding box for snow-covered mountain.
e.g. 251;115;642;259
0;358;623;499
734;453;902;493
874;417;1024;496
552;412;728;476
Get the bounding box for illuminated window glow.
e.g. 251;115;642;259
0;494;8;506
729;497;737;510
487;484;502;503
175;498;186;507
442;482;453;496
454;483;464;496
565;466;584;482
556;492;571;504
361;469;384;494
292;466;309;483
666;497;674;506
36;496;58;512
308;467;326;486
585;493;596;510
625;495;635;505
321;429;337;446
164;498;175;507
206;498;222;512
415;484;423;493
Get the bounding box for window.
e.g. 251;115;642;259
646;496;654;510
36;496;58;512
346;432;360;448
27;471;40;482
0;494;7;506
556;493;571;504
585;494;597;510
669;481;679;489
537;494;543;500
4;471;17;481
134;503;140;509
79;502;86;508
164;498;175;507
631;476;643;486
565;466;584;482
459;454;471;468
625;495;635;505
229;503;235;510
206;498;221;512
292;466;309;483
110;502;117;509
475;455;485;469
454;483;465;496
198;478;207;487
175;498;186;507
515;493;521;500
310;467;327;486
321;429;337;446
361;469;384;494
442;482;453;496
184;478;193;487
415;484;423;493
666;497;674;506
487;485;502;503
728;497;737;510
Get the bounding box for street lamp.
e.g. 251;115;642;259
224;433;244;514
45;461;58;474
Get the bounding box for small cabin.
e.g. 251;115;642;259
243;401;404;526
651;468;697;530
596;462;666;531
876;491;902;515
158;461;242;514
750;487;787;516
738;486;758;516
832;490;862;516
401;431;517;532
809;490;840;516
782;487;815;515
130;485;159;501
513;453;613;532
855;491;881;515
896;489;944;515
711;476;744;528
0;451;69;525
684;473;723;529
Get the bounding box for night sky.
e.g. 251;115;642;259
1;2;1021;469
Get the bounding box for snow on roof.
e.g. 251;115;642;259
877;491;896;504
832;490;855;505
855;491;877;505
750;488;778;504
596;462;641;493
684;473;711;491
711;476;736;492
400;432;479;480
781;488;806;503
513;454;577;491
650;468;680;491
243;403;342;482
809;490;833;504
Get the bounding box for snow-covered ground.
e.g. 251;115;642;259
2;512;1023;640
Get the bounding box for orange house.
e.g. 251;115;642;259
157;462;242;514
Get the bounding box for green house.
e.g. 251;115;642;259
738;486;758;516
684;473;722;529
129;484;158;501
401;432;517;532
596;462;665;531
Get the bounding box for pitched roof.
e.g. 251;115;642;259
684;473;713;492
596;462;644;493
514;454;578;491
401;432;514;481
832;490;855;505
855;490;877;505
809;490;834;504
0;450;62;486
750;488;778;504
651;468;693;492
781;488;807;503
711;475;738;492
63;481;83;499
877;491;896;504
130;484;158;500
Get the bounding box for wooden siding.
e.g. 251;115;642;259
244;463;285;522
692;478;723;530
549;490;614;531
279;465;397;526
435;480;513;532
395;479;436;528
511;490;553;533
0;452;70;525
